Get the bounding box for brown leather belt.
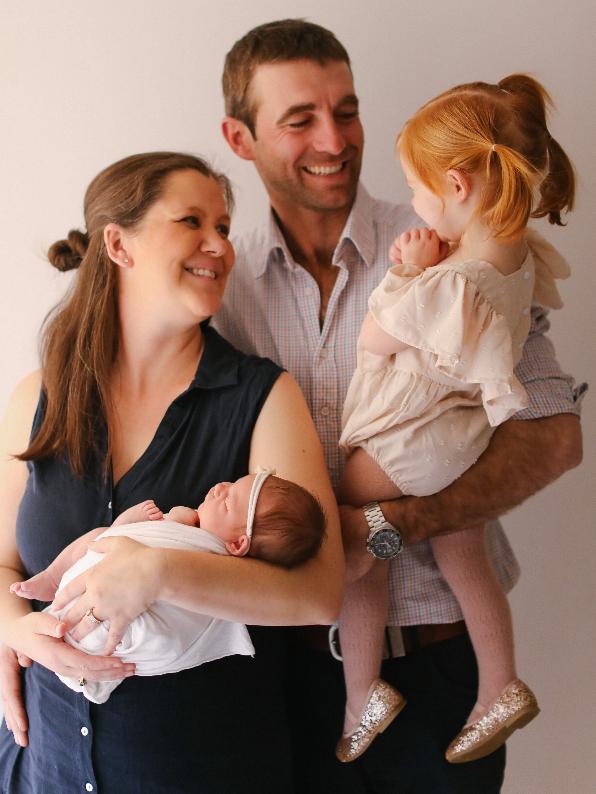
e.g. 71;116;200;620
300;620;467;658
401;620;466;654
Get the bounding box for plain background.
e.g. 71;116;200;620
1;1;594;791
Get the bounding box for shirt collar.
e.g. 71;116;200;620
188;324;239;390
253;182;377;278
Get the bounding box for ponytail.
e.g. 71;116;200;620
497;73;575;226
533;135;575;225
482;143;538;240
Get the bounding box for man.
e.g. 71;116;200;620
214;19;583;793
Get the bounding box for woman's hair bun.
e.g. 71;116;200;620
48;229;89;272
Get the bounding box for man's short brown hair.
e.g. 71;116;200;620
249;476;327;568
222;19;351;135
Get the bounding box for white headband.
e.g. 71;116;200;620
244;468;275;554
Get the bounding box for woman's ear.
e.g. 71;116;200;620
221;117;256;161
225;534;250;557
104;223;133;268
446;169;473;204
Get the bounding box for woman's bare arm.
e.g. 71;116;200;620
53;373;344;655
0;373;135;745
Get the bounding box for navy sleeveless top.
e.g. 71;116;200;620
0;327;296;794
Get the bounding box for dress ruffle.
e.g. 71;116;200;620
368;266;528;426
526;228;570;309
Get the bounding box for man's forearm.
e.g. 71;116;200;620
380;414;582;544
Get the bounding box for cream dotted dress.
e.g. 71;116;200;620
340;231;570;496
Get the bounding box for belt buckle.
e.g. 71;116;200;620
383;626;406;659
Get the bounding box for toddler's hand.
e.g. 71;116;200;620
389;238;403;266
396;227;445;269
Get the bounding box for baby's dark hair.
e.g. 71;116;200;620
248;476;326;568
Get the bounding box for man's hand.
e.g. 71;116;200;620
391;228;448;270
379;414;583;544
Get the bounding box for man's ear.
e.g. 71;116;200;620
225;534;250;557
222;117;256;161
104;224;133;268
446;169;472;203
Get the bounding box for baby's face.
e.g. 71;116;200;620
197;474;256;541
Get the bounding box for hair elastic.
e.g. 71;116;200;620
490;143;497;153
244;467;275;553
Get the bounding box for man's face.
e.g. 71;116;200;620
246;59;364;215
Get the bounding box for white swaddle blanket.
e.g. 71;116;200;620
47;520;255;703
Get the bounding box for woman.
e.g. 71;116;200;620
0;152;342;793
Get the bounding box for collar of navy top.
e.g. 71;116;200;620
187;325;240;391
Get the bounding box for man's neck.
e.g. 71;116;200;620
271;201;352;272
272;202;352;328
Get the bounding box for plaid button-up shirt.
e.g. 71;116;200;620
213;184;584;626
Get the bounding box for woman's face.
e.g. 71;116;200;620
121;169;234;323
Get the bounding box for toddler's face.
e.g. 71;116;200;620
400;154;462;243
197;474;256;540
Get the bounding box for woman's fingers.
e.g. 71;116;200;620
50;570;87;612
0;645;28;747
46;640;134;679
62;603;107;639
102;618;130;656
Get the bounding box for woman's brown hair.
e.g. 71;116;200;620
397;74;575;240
19;152;233;476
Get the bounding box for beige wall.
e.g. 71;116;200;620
1;1;595;790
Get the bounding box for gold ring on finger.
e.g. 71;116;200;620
84;607;103;625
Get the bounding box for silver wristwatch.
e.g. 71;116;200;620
363;501;403;560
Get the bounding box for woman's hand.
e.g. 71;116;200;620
0;644;29;747
3;611;134;683
51;536;164;655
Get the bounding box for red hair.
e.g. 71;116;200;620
398;74;575;240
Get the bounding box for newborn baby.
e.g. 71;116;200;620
12;470;326;703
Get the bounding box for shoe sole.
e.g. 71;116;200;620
446;704;541;764
337;696;407;763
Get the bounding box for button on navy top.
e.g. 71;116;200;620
0;327;297;794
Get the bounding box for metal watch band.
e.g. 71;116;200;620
363;501;389;539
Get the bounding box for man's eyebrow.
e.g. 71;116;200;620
276;94;359;126
276;103;316;125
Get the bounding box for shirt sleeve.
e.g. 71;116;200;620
513;306;588;420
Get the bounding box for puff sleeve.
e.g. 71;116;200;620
368;265;528;426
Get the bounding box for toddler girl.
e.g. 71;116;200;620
12;470;325;702
336;74;574;763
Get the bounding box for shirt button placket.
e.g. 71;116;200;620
76;696;97;794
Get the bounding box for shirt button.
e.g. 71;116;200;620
80;726;89;736
523;271;530;280
320;405;330;417
319;349;328;359
523;307;530;315
108;501;112;509
85;784;94;792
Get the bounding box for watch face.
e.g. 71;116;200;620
368;527;403;559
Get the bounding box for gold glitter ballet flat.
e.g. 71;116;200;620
445;678;540;764
335;679;406;763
